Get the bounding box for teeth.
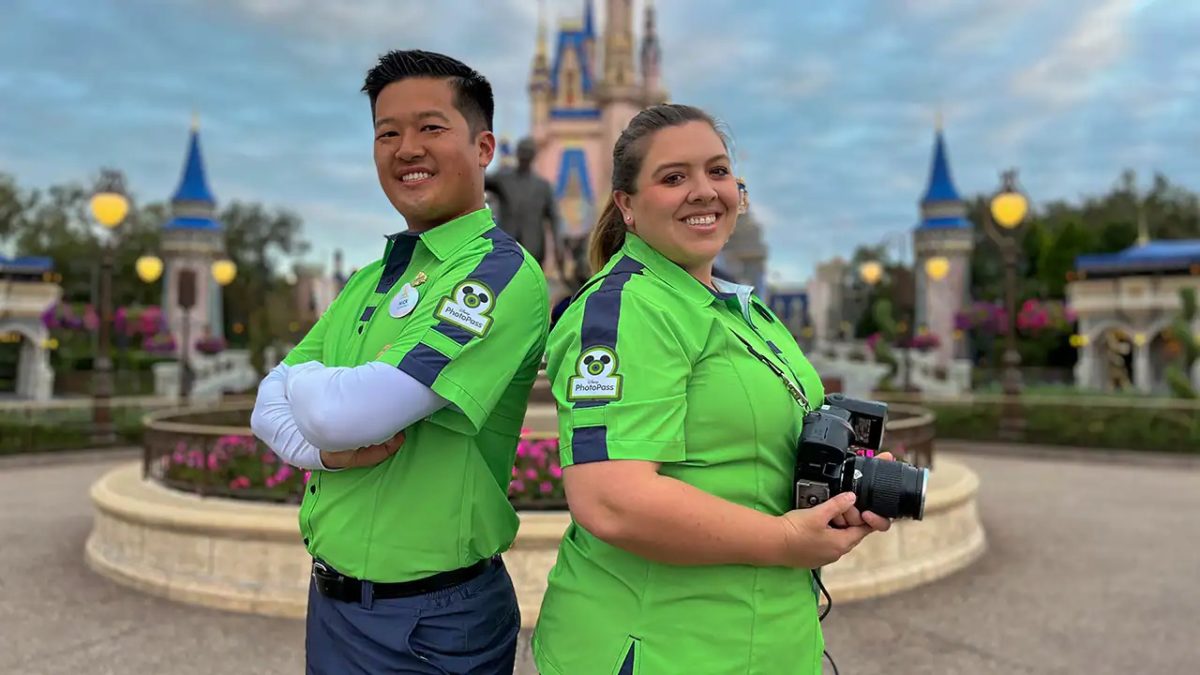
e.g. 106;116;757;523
685;214;717;226
401;172;431;182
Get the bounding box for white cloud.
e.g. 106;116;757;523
1010;0;1133;109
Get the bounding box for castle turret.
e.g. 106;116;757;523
912;118;974;367
640;0;667;104
529;2;553;142
160;115;229;353
597;0;644;198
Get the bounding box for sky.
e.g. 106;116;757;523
1;0;1196;285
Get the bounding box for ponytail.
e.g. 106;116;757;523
588;198;627;275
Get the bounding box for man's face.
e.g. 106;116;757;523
372;77;495;230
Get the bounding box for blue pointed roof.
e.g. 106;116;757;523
173;128;216;204
164;121;222;230
916;127;971;230
922;130;961;204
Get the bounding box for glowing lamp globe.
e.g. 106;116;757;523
211;259;238;286
859;261;883;286
90;192;129;228
136;255;163;283
990;191;1028;229
924;256;950;282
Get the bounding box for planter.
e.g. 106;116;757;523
87;459;985;626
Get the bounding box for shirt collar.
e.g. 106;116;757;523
620;233;717;307
383;207;496;262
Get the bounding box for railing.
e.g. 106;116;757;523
141;400;303;504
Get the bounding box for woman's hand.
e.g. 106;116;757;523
776;492;876;569
831;451;895;532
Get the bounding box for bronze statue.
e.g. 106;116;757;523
485;138;563;277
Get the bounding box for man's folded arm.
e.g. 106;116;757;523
249;363;328;470
284;361;450;451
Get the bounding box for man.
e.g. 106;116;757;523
485;137;566;282
250;49;549;674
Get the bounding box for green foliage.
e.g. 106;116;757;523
928;399;1200;453
966;170;1200;305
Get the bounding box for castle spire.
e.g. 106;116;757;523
528;0;552;134
640;0;666;103
164;117;221;230
602;0;636;88
583;0;595;37
916;125;970;230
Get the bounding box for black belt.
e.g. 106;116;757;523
311;557;495;603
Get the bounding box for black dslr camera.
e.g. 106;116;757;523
794;393;928;520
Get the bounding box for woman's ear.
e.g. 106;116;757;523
614;191;635;230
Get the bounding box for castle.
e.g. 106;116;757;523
521;0;668;239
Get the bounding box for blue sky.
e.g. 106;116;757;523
1;0;1195;285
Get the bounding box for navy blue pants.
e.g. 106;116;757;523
305;558;521;674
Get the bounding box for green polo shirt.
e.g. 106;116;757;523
532;234;828;675
282;208;549;582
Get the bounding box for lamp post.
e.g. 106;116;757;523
985;169;1029;437
89;172;130;445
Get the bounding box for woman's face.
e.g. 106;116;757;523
616;121;738;279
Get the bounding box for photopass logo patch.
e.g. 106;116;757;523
435;280;495;337
568;346;622;401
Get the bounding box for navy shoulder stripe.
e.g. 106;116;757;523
432;227;526;346
575;255;645;410
397;226;526;384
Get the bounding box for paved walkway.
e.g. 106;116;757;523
0;449;1196;674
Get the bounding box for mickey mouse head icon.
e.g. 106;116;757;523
454;282;494;314
578;347;618;378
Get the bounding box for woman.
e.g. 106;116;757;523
532;104;894;675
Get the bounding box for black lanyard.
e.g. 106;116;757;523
729;331;812;413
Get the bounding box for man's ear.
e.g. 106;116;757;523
477;130;496;168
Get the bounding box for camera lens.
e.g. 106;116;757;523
842;455;928;520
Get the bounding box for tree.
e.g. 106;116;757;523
0;171;310;373
218;201;310;373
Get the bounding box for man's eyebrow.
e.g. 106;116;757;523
374;111;452;129
651;154;731;174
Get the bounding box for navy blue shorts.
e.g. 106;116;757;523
305;558;521;674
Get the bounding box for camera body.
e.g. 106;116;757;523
795;393;927;520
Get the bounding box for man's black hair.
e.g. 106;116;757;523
362;49;494;134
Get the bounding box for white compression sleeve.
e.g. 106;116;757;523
249;363;327;470
284;360;450;452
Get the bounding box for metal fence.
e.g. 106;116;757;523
141;400;304;504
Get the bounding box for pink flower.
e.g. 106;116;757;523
511;480;526;493
525;468;538;480
262;453;276;464
539;481;554;494
302;471;312;484
265;477;277;488
550;465;563;478
516;443;529;458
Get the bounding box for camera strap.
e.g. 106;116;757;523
729;331;812;413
